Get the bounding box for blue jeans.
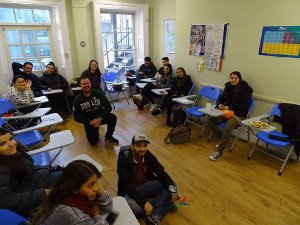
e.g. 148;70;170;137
124;180;172;218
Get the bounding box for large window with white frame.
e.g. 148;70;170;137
0;7;54;73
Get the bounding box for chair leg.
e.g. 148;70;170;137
230;127;242;152
278;146;294;176
122;91;129;104
49;147;63;167
199;120;207;138
248;139;259;160
207;130;213;141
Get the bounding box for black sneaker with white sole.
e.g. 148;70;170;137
104;136;119;145
209;151;222;161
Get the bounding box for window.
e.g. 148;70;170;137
0;7;52;72
101;13;135;78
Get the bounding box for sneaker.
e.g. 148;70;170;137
104;136;119;145
151;108;161;116
209;151;222;161
145;215;160;225
133;94;142;101
149;103;158;112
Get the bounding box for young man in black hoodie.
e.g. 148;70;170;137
208;71;253;161
73;77;119;145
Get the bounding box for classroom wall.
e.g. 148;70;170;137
151;0;300;115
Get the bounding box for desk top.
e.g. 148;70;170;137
151;88;170;95
136;83;147;89
109;196;139;225
241;114;276;132
126;76;136;79
71;87;81;91
112;81;129;85
172;95;196;105
140;78;156;83
42;89;63;95
199;107;224;117
16;96;49;108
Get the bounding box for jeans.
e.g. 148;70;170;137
124;180;172;218
84;113;117;145
208;115;243;153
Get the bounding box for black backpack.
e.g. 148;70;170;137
173;109;187;127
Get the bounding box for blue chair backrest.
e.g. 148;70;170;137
0;209;27;225
197;86;220;101
0;99;16;115
102;72;118;83
188;82;195;95
0;117;8;127
269;104;281;117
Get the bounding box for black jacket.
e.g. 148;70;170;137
117;147;175;207
40;72;69;91
169;75;193;97
217;81;253;117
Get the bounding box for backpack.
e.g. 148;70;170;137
164;125;191;144
173;109;187;127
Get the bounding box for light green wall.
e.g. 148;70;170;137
151;0;300;115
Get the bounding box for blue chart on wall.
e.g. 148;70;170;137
258;26;300;58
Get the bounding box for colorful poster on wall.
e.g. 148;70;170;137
189;23;228;71
164;20;176;54
259;26;300;58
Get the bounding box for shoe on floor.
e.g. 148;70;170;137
133;94;142;101
149;103;158;112
133;98;144;111
151;108;161;116
209;151;222;161
167;118;172;127
144;214;160;225
105;136;119;145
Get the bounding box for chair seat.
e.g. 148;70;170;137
185;106;205;117
256;131;290;147
31;152;51;166
15;130;43;147
0;209;27;225
218;122;226;128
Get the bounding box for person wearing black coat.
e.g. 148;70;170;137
208;71;253;161
151;67;193;127
0;128;54;218
39;63;69;119
117;134;178;224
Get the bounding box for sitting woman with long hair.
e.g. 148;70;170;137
0;128;54;217
208;71;253;161
81;60;102;90
30;160;113;225
152;67;193;127
133;63;173;111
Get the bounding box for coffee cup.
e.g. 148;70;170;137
206;103;212;110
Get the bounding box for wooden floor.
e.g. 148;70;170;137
52;99;300;225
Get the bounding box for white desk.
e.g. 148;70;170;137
140;78;156;83
241;114;276;132
199;107;224;117
16;96;49;109
42;89;63;95
71;87;81;91
108;196;139;225
63;154;104;173
151;88;170;95
126;75;136;80
112;81;129;85
136;83;147;89
172;95;196;105
1;107;51;120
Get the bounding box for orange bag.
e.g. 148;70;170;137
220;109;234;119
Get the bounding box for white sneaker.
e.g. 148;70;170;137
133;94;142;101
209;151;222;161
149;103;158;112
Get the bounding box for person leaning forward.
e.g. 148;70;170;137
73;77;119;145
117;134;179;225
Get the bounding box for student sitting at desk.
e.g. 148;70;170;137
40;63;69;119
80;60;103;91
30;160;113;225
208;71;253;161
136;57;157;83
133;64;173;112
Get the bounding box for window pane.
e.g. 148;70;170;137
8;45;23;59
41;58;53;69
15;9;34;23
28;59;41;71
33;9;50;23
36;30;49;43
21;30;35;43
0;8;16;22
38;44;51;57
5;30;20;44
24;45;38;57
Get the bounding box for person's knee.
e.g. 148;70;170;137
109;113;117;122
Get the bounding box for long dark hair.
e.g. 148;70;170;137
0;128;33;182
30;160;102;225
88;60;101;75
11;75;25;87
176;67;187;76
163;64;173;75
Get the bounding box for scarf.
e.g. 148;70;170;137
63;194;94;217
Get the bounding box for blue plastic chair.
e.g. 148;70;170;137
184;86;221;137
248;104;295;176
102;72;129;105
208;96;255;151
0;118;51;167
0;209;27;225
